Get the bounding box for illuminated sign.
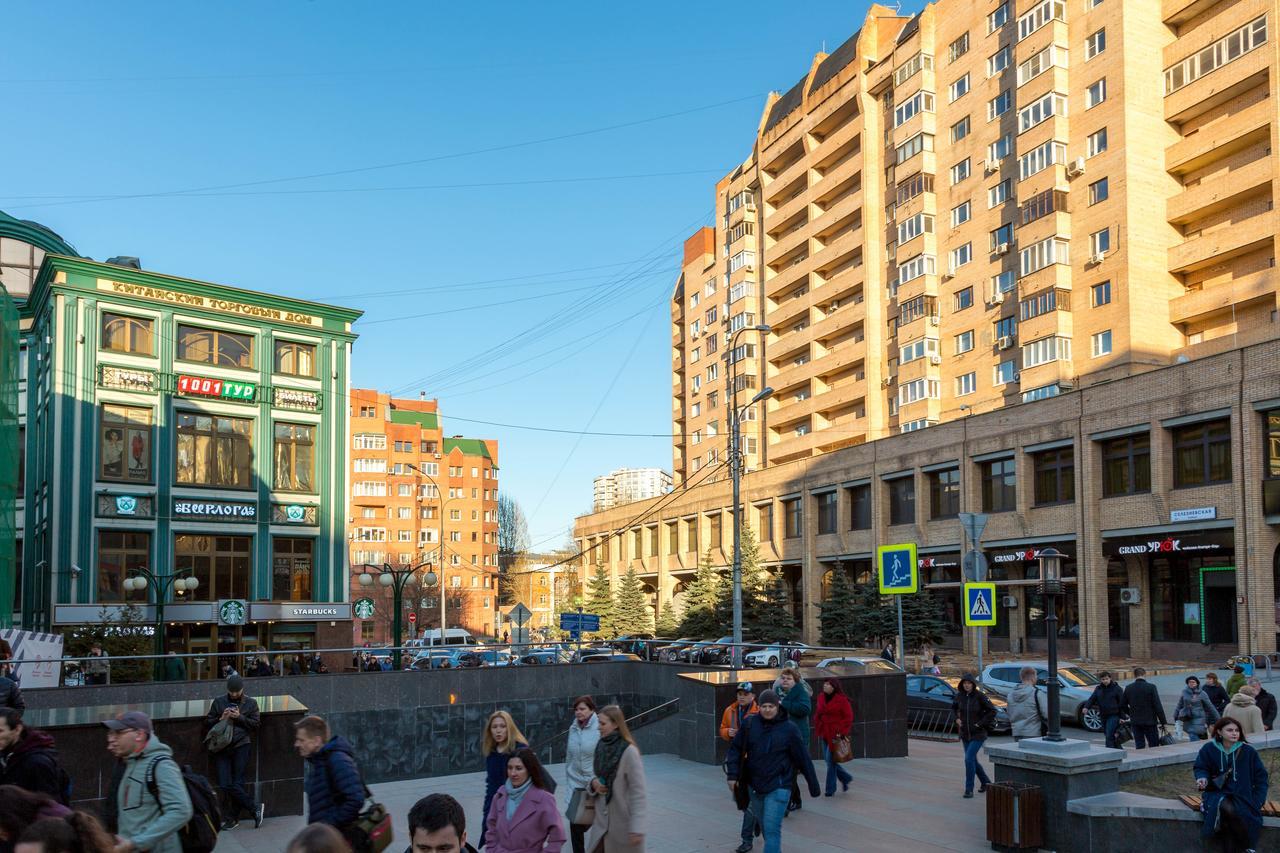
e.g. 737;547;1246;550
177;375;257;402
174;499;257;520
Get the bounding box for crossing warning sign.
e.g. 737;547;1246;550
963;582;997;627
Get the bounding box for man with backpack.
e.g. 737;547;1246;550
294;715;367;848
103;711;194;853
1005;667;1048;742
205;674;264;830
0;707;67;800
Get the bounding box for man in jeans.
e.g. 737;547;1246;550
206;674;264;829
720;682;759;852
1121;667;1167;749
725;690;820;853
1084;671;1126;749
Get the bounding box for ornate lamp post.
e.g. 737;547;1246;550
1036;547;1065;742
358;563;421;669
123;567;198;676
728;323;771;669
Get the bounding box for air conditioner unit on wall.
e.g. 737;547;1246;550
994;243;1010;256
1090;252;1107;265
1120;587;1141;605
985;159;999;174
1002;595;1018;608
991;291;1006;305
929;354;942;365
929;315;941;326
998;336;1014;350
1066;157;1086;177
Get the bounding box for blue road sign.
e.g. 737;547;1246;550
559;612;602;632
876;543;918;594
963;582;997;627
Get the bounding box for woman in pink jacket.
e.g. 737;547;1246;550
485;748;566;853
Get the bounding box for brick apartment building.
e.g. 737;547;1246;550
348;389;500;644
579;0;1280;660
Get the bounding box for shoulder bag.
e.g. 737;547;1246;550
567;788;596;826
204;718;234;753
830;733;854;764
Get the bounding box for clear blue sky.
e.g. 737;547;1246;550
2;1;886;548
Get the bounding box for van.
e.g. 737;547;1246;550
416;629;478;647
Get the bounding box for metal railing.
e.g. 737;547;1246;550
907;707;960;742
529;698;680;757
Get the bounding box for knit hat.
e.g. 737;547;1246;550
758;689;780;707
227;674;244;693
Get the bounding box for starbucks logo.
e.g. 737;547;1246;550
116;496;137;515
219;599;247;625
354;598;375;620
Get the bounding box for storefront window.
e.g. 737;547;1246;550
981;458;1016;512
1172;419;1231;488
100;405;153;483
176;413;253;488
1033;447;1074;505
1025;586;1080;638
177;324;254;368
176;534;251;600
97;531;149;602
1148;557;1200;643
272;538;313;601
1266;410;1280;477
100;312;155;356
273;340;317;377
1105;560;1131;640
929;469;960;519
888;478;915;526
273;423;315;492
1101;434;1150;496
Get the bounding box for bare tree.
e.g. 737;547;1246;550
497;493;530;571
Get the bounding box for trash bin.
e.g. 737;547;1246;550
986;781;1043;850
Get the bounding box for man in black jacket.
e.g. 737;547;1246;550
726;689;820;853
1247;677;1277;730
206;674;263;830
1121;668;1167;749
0;673;23;712
1085;671;1126;748
0;708;64;798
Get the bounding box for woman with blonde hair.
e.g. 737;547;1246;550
480;710;528;850
585;706;646;852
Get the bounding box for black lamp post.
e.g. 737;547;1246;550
728;323;771;669
1036;547;1065;742
358;562;423;669
123;567;198;679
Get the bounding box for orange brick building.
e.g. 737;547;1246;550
347;389;500;645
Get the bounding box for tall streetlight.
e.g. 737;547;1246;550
123;567;198;677
1036;547;1066;742
405;461;462;646
358;562;422;669
728;323;771;668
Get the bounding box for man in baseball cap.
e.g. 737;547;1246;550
103;711;193;853
720;682;760;853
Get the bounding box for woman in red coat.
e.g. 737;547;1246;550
813;678;854;796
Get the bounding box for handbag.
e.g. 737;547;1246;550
1113;721;1133;747
1158;725;1176;747
830;734;854;764
352;798;393;853
203;718;234;754
567;788;596;827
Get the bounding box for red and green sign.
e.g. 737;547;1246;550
177;374;257;401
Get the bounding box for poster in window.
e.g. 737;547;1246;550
101;407;152;483
1183;602;1201;625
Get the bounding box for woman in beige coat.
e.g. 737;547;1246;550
584;705;647;853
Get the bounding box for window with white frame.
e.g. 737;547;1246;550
1018;140;1067;180
352;481;387;497
949;73;971;101
705;363;719;381
951;116;971;142
987;90;1012;121
900;336;940;364
1018;92;1067;133
896;132;933;164
955;287;974;310
1089;228;1111;255
1020;236;1069;275
988;47;1010;78
353;458;386;473
690;402;700;418
1018;0;1067;43
951;159;971;184
690;292;700;308
1016;44;1068;86
897;213;934;244
705;277;717;295
353;434;387;450
1086;78;1107;108
1091;330;1112;357
1164;16;1267;95
994;360;1017;385
1087;127;1108;157
1085;28;1106;59
987;2;1009;33
897;254;937;284
728;250;755;273
729;280;755;303
1091;280;1111;306
949;32;970;62
1022;335;1071;367
956;372;977;396
990;223;1013;251
950;243;973;272
993;270;1016;294
988;179;1012;208
988;134;1014;161
952;201;972;226
901;419;934;433
899;377;940;404
1089;177;1109;205
690;347;700;363
955;330;975;354
894;91;936;127
893;52;934;86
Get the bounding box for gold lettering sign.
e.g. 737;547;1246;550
96;279;321;328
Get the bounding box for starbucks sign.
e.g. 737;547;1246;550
218;599;248;626
354;598;375;620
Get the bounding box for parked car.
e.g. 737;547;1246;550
611;635;655;657
410;648;456;670
655;638;699;661
815;656;904;675
516;648;571;666
693;636;740;665
451;648;514;668
582;652;642;663
571;645;616;663
744;642;811;668
906;674;1012;734
979;662;1104;732
415;629;480;647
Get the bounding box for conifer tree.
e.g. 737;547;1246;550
583;561;615;639
818;567;860;646
612;567;655;636
847;579;896;647
900;586;947;650
653;602;681;637
753;569;799;642
677;550;723;638
716;524;768;636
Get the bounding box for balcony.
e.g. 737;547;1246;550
765;255;813;300
768;220;812;260
771;186;813;231
1169;268;1277;324
807;190;863;244
764;163;808;206
1167;156;1273;225
1164;48;1269;125
769;427;828;463
1168;211;1276;274
814;380;866;415
769;357;817;394
1162;0;1219;26
1166;98;1273;175
813;337;868;375
811;117;862;165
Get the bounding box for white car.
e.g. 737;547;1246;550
744;642;810;668
979;661;1104;732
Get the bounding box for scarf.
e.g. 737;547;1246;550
505;778;533;819
593;732;629;802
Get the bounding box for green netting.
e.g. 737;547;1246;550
0;282;16;627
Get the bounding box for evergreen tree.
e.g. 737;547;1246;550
753;569;799;642
818;567;860;646
653;601;681;637
900;586;947;650
716;524;768;637
550;576;584;641
847;580;896;647
612;568;655;636
583;561;615;639
677;550;724;638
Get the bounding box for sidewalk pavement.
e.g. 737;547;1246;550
215;738;997;853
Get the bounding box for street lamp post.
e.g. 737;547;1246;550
123;567;198;677
358;563;421;669
1036;547;1066;742
728;323;772;669
405;462;462;648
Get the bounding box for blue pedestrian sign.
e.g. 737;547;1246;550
876;543;918;594
963;582;998;627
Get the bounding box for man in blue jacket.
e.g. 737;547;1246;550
725;689;821;853
294;715;366;847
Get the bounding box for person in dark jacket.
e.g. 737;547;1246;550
1121;668;1167;749
294;715;366;845
952;674;995;798
1193;717;1269;852
404;793;480;853
207;674;263;829
479;710;528;850
1202;672;1229;714
0;709;63;799
725;690;820;853
774;668;811;814
1246;677;1276;731
1084;671;1126;749
0;676;23;713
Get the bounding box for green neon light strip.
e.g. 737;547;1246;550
1197;566;1236;645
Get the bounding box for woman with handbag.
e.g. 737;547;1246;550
480;711;529;850
813;679;853;796
1193;717;1269;853
485;749;566;853
774;667;812;813
584;706;646;853
564;696;600;853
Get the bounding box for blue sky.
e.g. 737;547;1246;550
2;1;885;547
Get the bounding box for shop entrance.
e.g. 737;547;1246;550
1200;567;1237;645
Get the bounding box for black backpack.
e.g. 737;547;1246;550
144;756;223;853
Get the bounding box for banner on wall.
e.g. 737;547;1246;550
0;629;65;688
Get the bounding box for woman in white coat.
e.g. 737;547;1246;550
564;695;600;853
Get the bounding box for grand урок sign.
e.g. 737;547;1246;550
1102;529;1232;558
173;499;257;520
97;279;322;328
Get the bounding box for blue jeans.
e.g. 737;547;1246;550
747;787;791;853
1102;715;1120;749
823;744;852;795
739;799;755;845
962;739;990;794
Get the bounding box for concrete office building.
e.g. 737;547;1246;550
592;467;673;511
580;0;1280;659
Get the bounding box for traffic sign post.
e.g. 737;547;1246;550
963;583;998;628
958;512;990;675
876;544;918;668
509;602;532;645
559;609;601;656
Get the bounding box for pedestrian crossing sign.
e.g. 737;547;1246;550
964;582;998;627
876;543;918;594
